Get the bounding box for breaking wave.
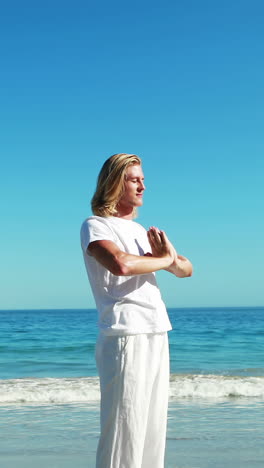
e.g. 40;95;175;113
1;373;264;405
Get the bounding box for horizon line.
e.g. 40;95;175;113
0;305;263;312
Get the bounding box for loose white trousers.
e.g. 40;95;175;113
95;332;169;468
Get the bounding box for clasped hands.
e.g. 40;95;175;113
146;226;192;277
146;226;177;268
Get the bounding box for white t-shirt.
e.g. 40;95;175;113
80;215;172;336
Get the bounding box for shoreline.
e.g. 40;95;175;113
1;399;264;468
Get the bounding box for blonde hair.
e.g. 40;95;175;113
91;153;141;217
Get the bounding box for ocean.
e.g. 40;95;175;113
0;307;264;467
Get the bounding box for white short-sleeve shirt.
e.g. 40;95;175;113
80;216;172;336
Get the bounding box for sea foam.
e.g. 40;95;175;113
169;374;264;399
1;374;264;405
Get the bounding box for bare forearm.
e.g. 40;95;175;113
88;240;174;276
116;251;174;276
166;254;193;278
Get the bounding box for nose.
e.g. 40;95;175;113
139;180;145;191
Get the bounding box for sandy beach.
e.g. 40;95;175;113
1;398;264;468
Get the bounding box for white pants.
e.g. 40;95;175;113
95;332;169;468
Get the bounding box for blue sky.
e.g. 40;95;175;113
1;0;263;309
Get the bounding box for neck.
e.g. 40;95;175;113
115;204;135;220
